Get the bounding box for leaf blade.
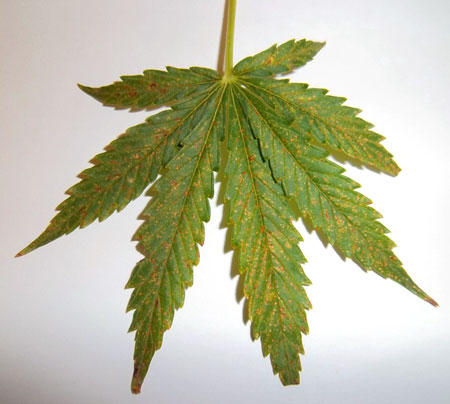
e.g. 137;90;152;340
236;83;436;306
126;85;226;393
17;83;220;257
79;66;219;109
234;39;325;78
239;77;400;175
225;86;311;385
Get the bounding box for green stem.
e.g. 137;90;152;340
223;0;237;82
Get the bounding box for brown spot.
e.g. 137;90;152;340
131;365;142;394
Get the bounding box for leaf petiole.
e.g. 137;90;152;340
223;0;237;83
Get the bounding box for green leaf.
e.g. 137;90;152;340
237;76;400;175
233;39;325;78
234;84;436;306
79;66;219;109
225;87;312;385
18;32;437;395
125;85;226;393
17;82;220;257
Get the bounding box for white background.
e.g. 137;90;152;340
1;0;449;403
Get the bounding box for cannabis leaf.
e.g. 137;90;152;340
18;4;437;394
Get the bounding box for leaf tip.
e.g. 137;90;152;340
409;281;438;307
77;83;105;103
15;228;60;258
388;161;402;176
15;243;35;258
131;365;144;394
77;83;95;96
309;40;326;56
15;249;27;258
131;381;142;394
425;296;439;308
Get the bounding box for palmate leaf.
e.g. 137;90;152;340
18;35;437;394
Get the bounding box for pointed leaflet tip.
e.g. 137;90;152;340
78;82;116;106
416;290;438;307
400;275;438;307
77;83;91;94
15;248;27;258
420;291;439;307
131;367;142;394
15;244;35;257
15;231;55;257
426;297;439;307
77;83;104;103
315;40;326;52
